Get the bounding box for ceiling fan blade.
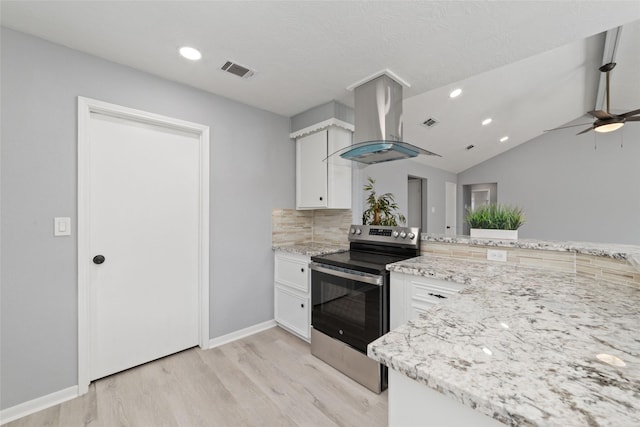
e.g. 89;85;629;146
625;117;640;122
544;123;593;132
588;110;612;119
620;108;640;118
576;127;593;135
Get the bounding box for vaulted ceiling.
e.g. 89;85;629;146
2;1;639;172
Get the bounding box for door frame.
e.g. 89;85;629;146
77;97;210;395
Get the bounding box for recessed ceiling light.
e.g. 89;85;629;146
482;118;492;126
449;88;462;98
179;46;202;61
500;136;509;143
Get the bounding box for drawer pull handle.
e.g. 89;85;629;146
301;268;304;273
300;303;304;308
429;292;446;299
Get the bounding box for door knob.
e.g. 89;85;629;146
93;255;105;264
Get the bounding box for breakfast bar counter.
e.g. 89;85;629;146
368;254;640;426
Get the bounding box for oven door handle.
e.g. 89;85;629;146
310;262;383;286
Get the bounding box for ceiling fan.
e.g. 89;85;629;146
546;62;640;135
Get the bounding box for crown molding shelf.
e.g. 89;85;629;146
289;118;354;139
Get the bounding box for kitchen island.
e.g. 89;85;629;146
368;252;640;426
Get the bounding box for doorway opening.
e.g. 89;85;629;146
407;176;428;231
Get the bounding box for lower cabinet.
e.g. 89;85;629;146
391;272;466;330
274;287;309;339
274;251;311;341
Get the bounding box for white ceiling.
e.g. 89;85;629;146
2;1;639;172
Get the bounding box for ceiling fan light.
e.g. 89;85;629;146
594;122;624;133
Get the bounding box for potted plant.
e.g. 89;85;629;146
362;177;406;226
466;204;524;240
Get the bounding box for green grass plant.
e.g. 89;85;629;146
466;204;525;230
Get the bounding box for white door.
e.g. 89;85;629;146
445;182;457;236
471;189;490;210
86;111;201;380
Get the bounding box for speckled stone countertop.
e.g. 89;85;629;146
422;234;640;268
272;243;348;257
369;255;640;426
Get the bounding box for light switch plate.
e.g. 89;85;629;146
487;249;507;262
54;217;71;236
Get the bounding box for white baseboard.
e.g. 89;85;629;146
208;319;277;349
0;385;78;425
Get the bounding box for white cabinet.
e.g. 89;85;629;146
296;126;351;209
391;272;466;329
274;251;311;341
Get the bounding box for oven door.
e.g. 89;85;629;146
310;262;388;353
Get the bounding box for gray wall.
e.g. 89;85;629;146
458;119;640;244
0;28;294;409
352;160;457;233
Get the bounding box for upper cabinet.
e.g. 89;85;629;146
296;126;352;209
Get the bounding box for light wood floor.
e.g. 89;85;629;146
7;326;388;427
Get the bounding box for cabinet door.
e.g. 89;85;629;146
390;272;406;330
275;286;310;340
327;127;352;209
296;130;327;209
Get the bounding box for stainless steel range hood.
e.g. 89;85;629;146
329;74;441;165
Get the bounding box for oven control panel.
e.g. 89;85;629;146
349;225;420;248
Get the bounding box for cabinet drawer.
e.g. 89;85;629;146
275;253;309;292
275;286;310;340
409;277;465;304
407;277;465;322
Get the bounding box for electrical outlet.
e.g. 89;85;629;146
487;249;507;262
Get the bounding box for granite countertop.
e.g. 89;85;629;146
369;255;640;426
272;243;348;257
422;233;640;268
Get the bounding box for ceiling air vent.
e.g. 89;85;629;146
221;61;254;79
421;117;439;128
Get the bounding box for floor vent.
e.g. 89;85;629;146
221;61;255;78
422;117;439;128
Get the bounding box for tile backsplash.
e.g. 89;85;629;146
312;209;352;245
420;241;640;288
272;208;352;246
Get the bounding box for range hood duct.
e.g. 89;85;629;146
331;74;441;165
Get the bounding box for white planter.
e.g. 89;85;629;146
470;228;518;240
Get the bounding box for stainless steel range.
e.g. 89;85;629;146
310;224;420;393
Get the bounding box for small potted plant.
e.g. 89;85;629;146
466;204;524;240
362;177;406;226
